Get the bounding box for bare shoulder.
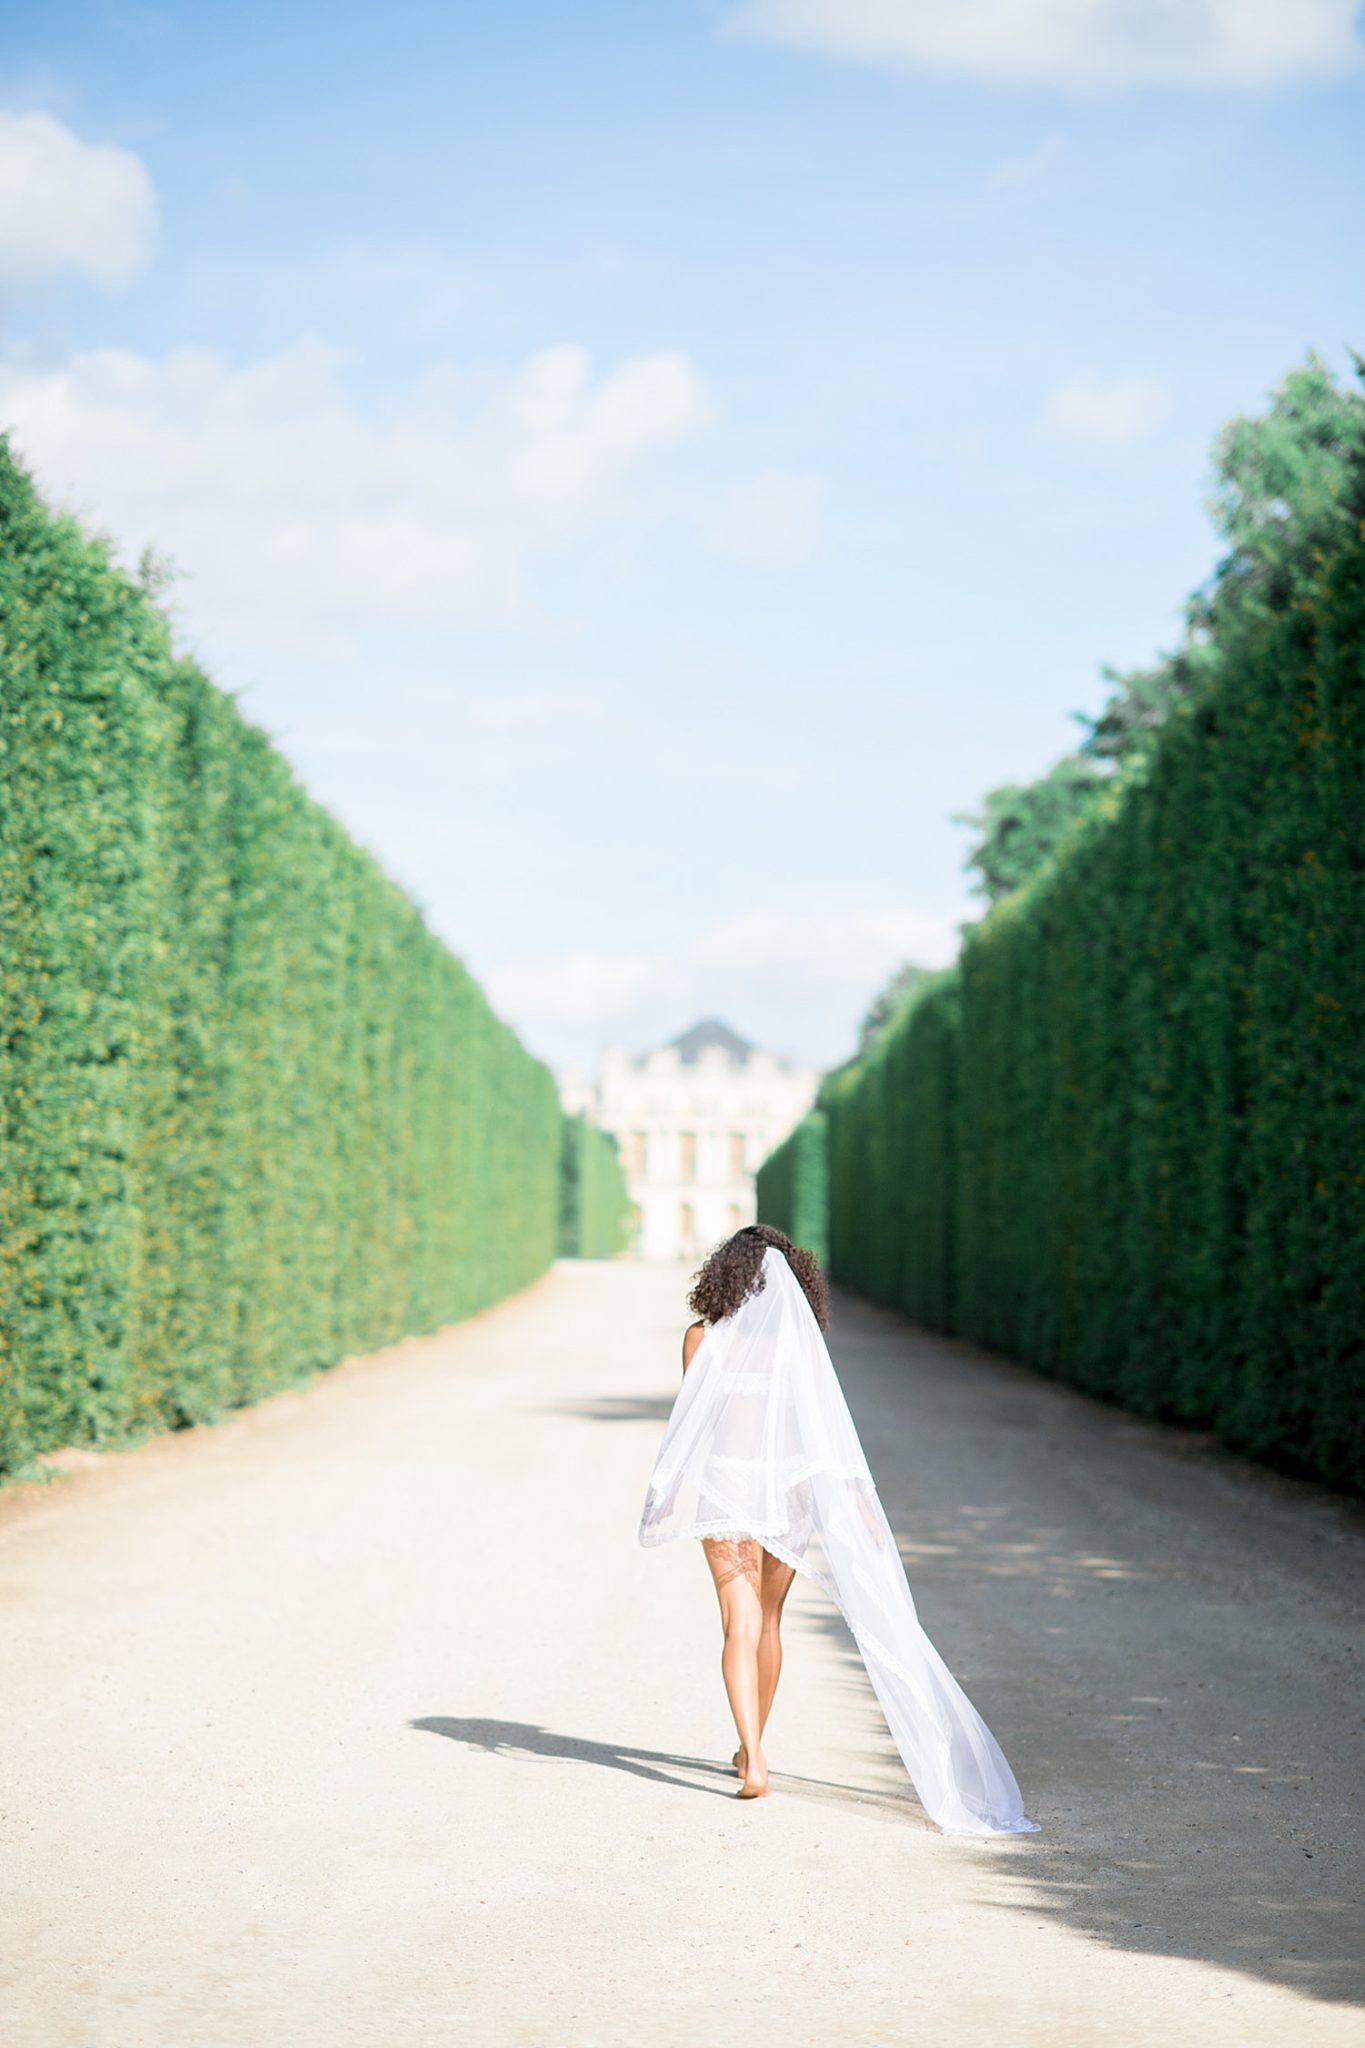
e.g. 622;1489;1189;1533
681;1319;707;1370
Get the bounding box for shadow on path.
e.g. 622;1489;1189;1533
793;1567;1365;2008
408;1716;918;1819
543;1284;1365;2010
811;1298;1365;2011
534;1395;676;1425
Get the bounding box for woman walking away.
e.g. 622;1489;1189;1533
638;1224;1039;1835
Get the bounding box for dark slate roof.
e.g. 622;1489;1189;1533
664;1019;756;1064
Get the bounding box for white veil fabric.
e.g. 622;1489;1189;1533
638;1246;1039;1837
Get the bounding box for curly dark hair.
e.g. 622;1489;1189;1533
687;1222;830;1332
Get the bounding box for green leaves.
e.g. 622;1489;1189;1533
756;1111;830;1271
816;363;1365;1495
0;439;562;1478
558;1115;630;1258
960;357;1365;910
955;754;1108;906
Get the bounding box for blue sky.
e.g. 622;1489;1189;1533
3;0;1363;1074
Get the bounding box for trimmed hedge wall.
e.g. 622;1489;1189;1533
823;976;962;1335
0;441;562;1477
558;1114;630;1258
801;436;1365;1493
755;1110;830;1269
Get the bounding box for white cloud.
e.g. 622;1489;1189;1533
710;468;823;565
724;0;1363;90
484;901;963;1072
0;110;157;294
0;336;713;651
1045;373;1169;444
485;951;655;1026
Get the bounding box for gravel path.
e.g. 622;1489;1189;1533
3;1259;1363;2047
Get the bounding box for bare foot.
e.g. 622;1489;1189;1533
735;1749;769;1798
732;1745;746;1776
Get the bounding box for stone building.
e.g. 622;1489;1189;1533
558;1019;820;1264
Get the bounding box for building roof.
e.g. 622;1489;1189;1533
664;1019;756;1064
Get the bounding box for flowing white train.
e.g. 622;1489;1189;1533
639;1245;1040;1836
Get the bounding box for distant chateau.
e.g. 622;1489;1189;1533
559;1020;820;1264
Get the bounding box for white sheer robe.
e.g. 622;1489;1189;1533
639;1246;1039;1836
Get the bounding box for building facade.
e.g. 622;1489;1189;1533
559;1019;820;1264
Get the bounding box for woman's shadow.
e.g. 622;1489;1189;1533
408;1715;911;1815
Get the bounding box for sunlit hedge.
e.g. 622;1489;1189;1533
808;446;1365;1492
558;1114;630;1258
755;1110;830;1269
0;441;562;1476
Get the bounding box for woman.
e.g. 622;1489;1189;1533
638;1223;1038;1834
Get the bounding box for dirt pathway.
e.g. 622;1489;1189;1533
2;1260;1362;2046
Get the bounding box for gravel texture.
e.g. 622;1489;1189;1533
2;1258;1363;2046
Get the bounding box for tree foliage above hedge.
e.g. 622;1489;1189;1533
805;358;1365;1492
959;354;1365;906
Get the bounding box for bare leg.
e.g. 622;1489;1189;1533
735;1549;796;1776
758;1549;796;1731
701;1539;768;1796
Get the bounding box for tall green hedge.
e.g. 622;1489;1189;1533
755;1111;830;1269
812;414;1365;1493
558;1114;630;1258
0;440;562;1477
823;976;963;1333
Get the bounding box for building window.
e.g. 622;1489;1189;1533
679;1132;696;1182
626;1131;647;1177
679;1202;694;1245
728;1132;745;1177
